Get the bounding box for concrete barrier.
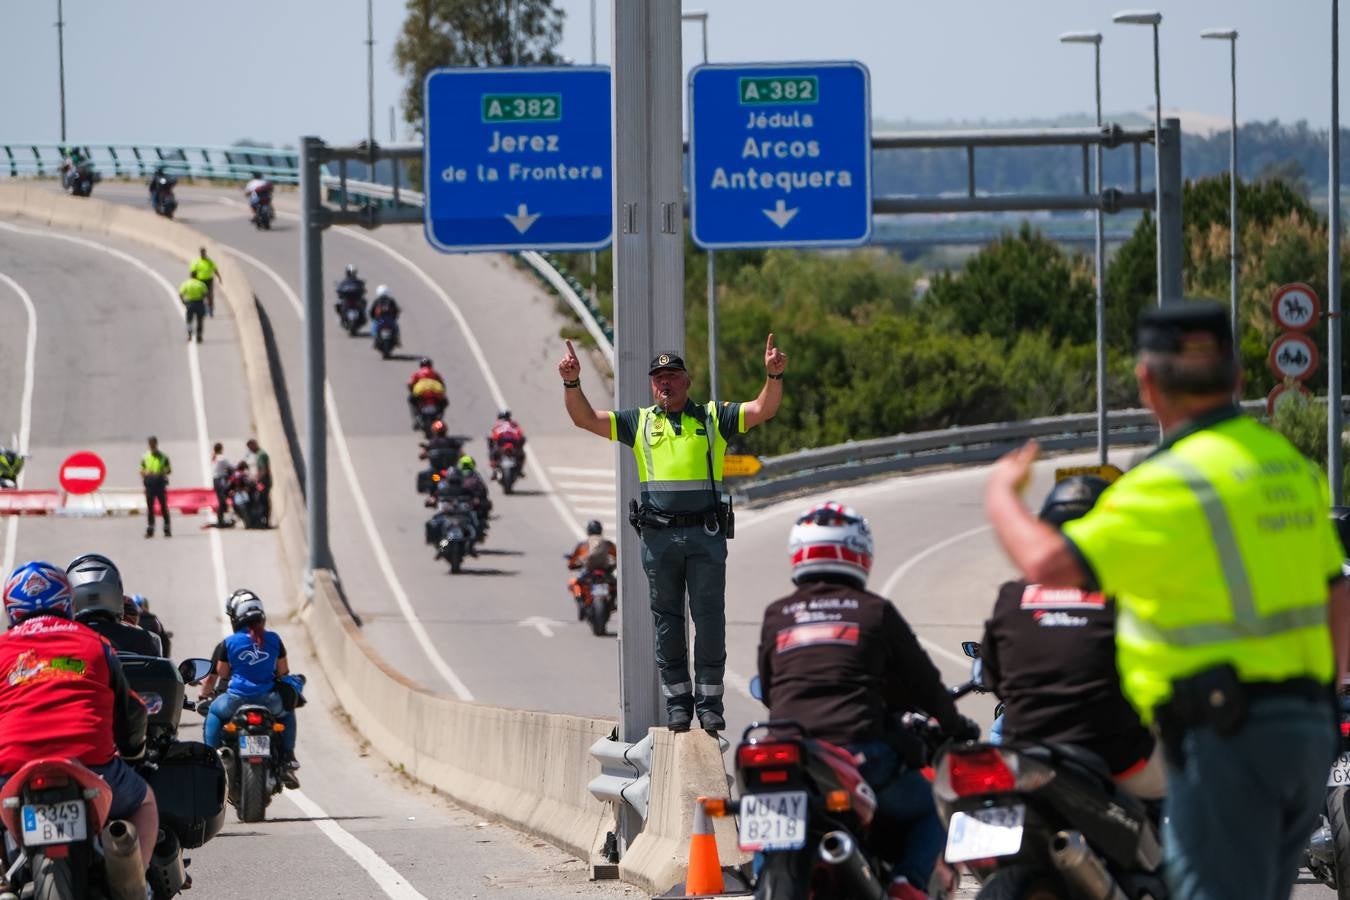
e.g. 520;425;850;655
0;182;743;890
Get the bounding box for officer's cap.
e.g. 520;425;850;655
648;352;687;376
1137;301;1232;355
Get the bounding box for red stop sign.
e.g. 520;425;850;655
59;451;106;495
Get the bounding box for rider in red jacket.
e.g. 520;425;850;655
488;409;527;477
0;561;157;868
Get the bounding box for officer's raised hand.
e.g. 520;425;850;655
765;333;787;376
989;440;1039;498
559;339;582;383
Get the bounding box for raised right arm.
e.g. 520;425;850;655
559;340;612;438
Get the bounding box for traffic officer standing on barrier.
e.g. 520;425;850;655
140;436;172;539
559;335;786;732
178;275;208;343
984;301;1350;900
189;247;223;317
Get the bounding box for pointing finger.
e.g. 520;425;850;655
565;339;576;358
766;332;776;351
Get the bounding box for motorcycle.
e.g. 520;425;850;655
335;294;367;336
931;651;1167;900
149;175;178;219
493;441;523;494
250;188;274;231
0;448;25;489
427;499;478;574
416;437;468;494
413;398;448;439
123;656;226;899
62;158;98;197
1304;695;1350;897
570;567;617;636
208;678;304;824
372;315;399;358
228;473;266;529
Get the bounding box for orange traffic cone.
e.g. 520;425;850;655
684;797;725;895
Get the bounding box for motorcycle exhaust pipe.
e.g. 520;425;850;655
1050;830;1128;900
818;831;886;900
1308;822;1335;867
101;820;147;900
148;828;186;898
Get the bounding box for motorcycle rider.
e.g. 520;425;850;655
758;502;980;900
408;357;448;426
66;553;164;656
243;171;273;223
199;592;301;789
369;284;401;347
147;166;176;208
421;420;460;474
487;409;527;479
130;595;172;658
0;561;158;872
457;455;493;528
979;476;1165;800
426;469;479;555
0;446;22;487
568;520;617;572
61;146;91;191
334;264;367;323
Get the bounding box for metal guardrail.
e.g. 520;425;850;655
0;142;300;183
320;176;616;365
734;399;1303;504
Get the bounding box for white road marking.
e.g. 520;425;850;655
283;789;429;900
555;480;616;491
518;616;561;638
0;223;229;603
724;668;755;700
550;466;614;477
0;271;37;577
224;245;475;701
879;524;993;667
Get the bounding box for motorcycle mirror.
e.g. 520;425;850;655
178;658;214;685
961;641;981;659
749;675;764;702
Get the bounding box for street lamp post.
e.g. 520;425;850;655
683;11;714;399
1114;10;1165;307
366;0;376;150
1202;28;1239;338
1060;31;1107;465
55;0;66;143
1331;0;1344;503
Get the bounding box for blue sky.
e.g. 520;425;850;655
0;1;1341;147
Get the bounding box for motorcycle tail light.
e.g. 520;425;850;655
30;774;69;791
760;771;788;784
245;711;265;727
945;747;1016;797
1340;721;1349;738
737;742;800;769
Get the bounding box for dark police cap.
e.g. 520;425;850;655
1137;301;1232;354
648;352;687;375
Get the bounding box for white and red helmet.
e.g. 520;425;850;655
788;501;874;587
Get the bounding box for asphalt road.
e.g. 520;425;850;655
0;215;639;899
64;182;1336;898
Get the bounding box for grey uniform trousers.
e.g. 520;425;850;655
640;524;727;717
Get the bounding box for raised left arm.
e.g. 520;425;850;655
743;333;787;430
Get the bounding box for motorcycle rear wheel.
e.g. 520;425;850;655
589;600;607;636
755;851;812;900
448;543;464;574
1327;785;1350;899
974;866;1068;900
239;761;268;823
32;852;81;900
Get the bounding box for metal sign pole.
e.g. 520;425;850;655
300;136;332;573
1331;0;1344;503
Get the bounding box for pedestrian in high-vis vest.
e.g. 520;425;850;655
559;336;786;733
985;301;1350;900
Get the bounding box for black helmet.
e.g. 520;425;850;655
586;520;603;536
419;357;433;368
498;408;512;421
1332;507;1350;561
66;553;124;621
225;589;261;630
1038;476;1110;529
345;264;358;278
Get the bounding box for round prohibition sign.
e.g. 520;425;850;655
1267;332;1319;382
58;450;106;495
1271;283;1321;332
1267;382;1311;417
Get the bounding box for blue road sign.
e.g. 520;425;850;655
422;66;612;253
688;62;872;250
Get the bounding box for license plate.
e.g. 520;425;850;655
945;804;1025;863
737;791;807;852
591;583;610;599
21;801;87;846
240;734;271;757
422;404;438;415
446;528;463;540
502;457;516;468
1328;752;1350;787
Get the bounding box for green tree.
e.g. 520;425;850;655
394;0;565;133
920;223;1097;344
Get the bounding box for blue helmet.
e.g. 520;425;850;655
4;561;75;627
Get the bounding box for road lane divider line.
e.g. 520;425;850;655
224;245;475;701
879;524;992;668
282;789;430;900
0;271;37;576
0;222;229;602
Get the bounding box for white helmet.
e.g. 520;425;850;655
375;284;391;299
787;501;874;588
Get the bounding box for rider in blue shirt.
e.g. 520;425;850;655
201;591;300;788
